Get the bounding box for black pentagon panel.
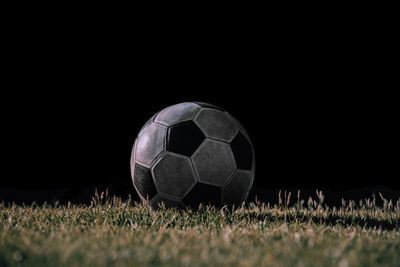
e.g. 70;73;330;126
167;121;205;157
155;102;200;126
136;123;167;167
151;152;197;198
222;170;252;206
133;163;158;201
182;183;222;208
150;194;185;210
230;131;253;170
194;108;238;142
192;102;224;111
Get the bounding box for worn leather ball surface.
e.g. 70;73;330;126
130;102;255;209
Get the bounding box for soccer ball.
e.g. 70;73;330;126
130;102;255;209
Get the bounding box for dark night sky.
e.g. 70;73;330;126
4;74;398;193
2;17;399;204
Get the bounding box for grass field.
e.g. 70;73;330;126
1;191;399;267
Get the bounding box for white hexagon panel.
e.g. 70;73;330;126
194;108;238;142
191;139;236;186
135;123;167;167
151;152;197;199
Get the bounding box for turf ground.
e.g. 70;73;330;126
1;192;399;267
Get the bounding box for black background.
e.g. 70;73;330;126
2;14;399;203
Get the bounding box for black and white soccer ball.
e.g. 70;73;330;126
130;102;255;209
